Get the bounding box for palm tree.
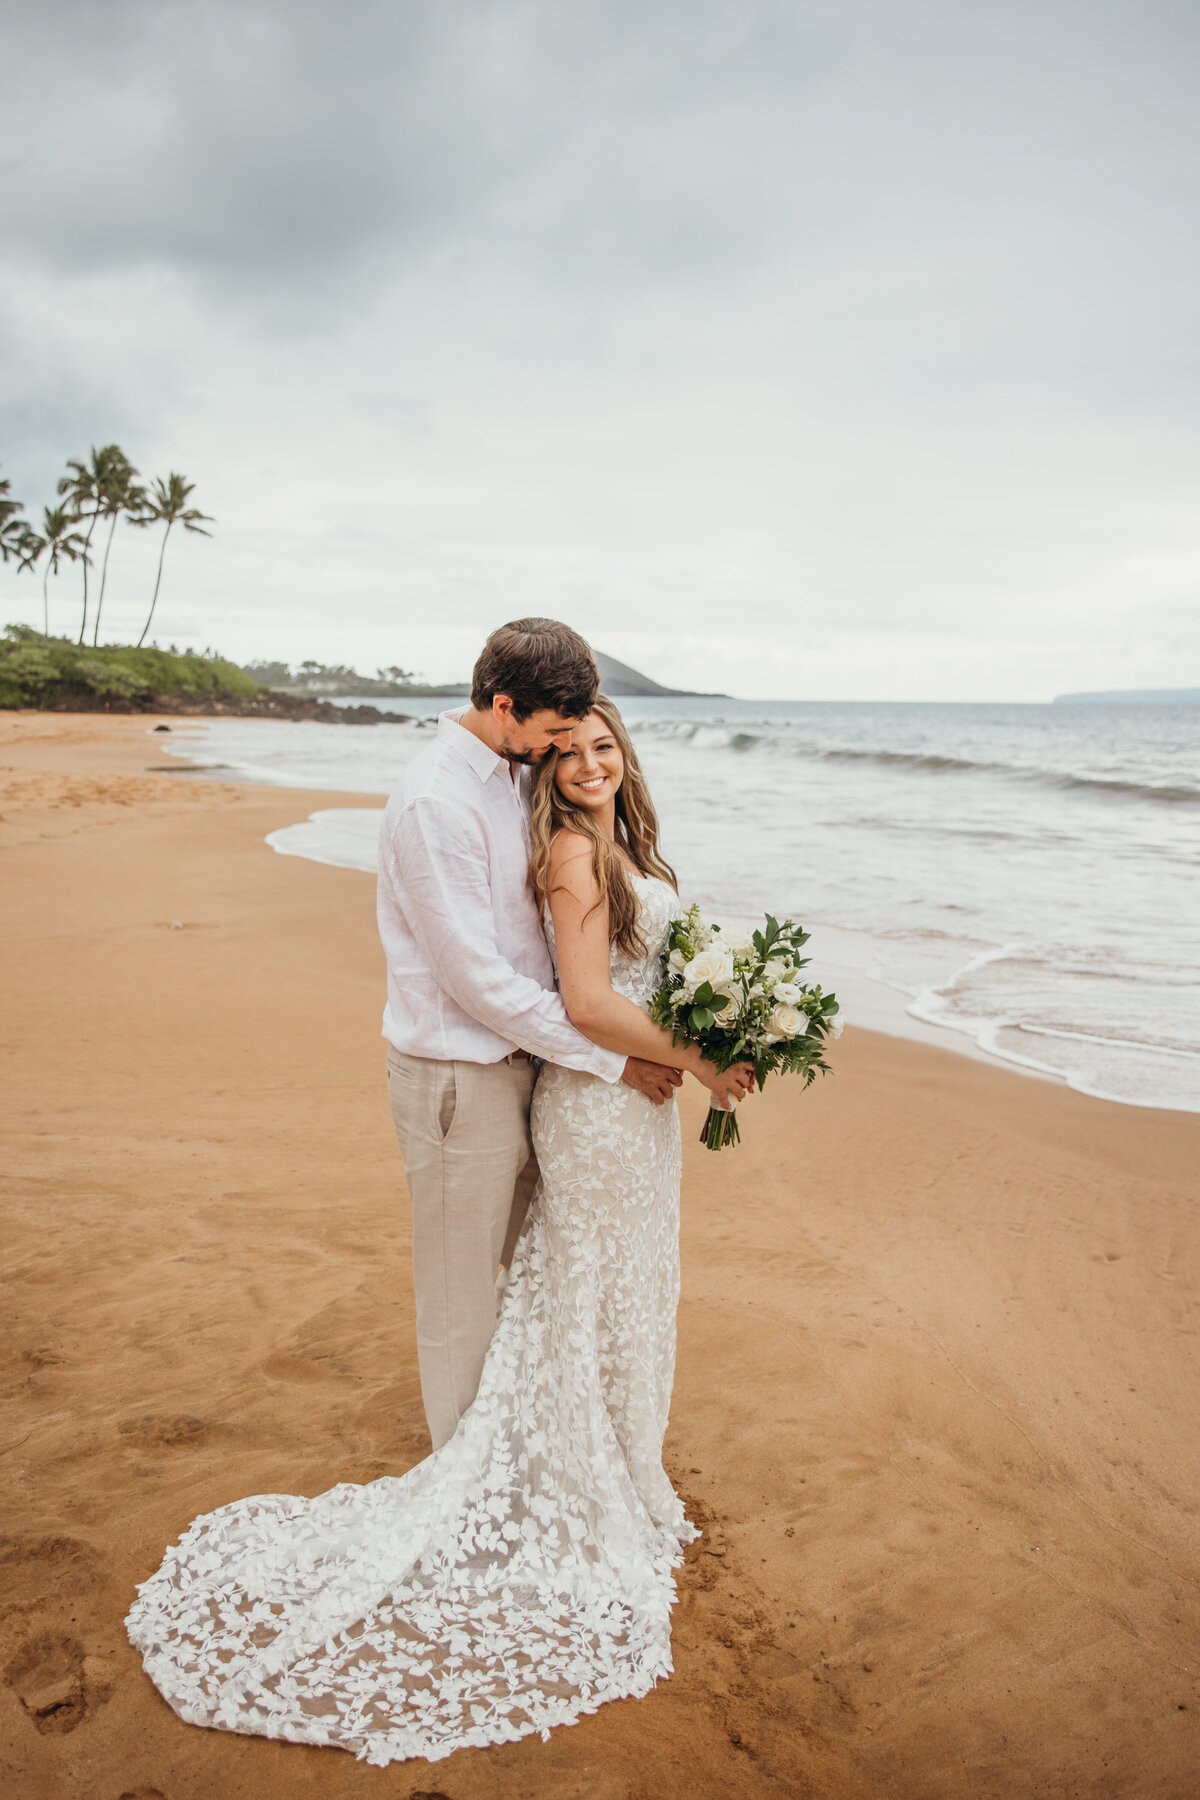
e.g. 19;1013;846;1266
18;506;91;636
133;473;214;647
0;472;20;526
58;445;125;643
0;472;26;564
91;450;145;646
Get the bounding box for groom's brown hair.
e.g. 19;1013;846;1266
471;618;599;721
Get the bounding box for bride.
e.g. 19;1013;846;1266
126;696;753;1766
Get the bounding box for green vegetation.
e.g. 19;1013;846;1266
2;449;213;646
242;657;412;696
241;658;467;698
0;625;257;710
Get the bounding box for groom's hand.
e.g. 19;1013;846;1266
621;1058;683;1104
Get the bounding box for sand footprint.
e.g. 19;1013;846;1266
4;1631;89;1735
0;1531;107;1600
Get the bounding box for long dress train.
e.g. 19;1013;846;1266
125;874;696;1765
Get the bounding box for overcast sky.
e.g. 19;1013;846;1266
2;0;1197;699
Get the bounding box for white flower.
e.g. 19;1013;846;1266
677;904;714;954
826;1014;844;1039
668;948;687;974
768;1002;808;1039
716;923;755;952
771;981;805;1005
682;946;735;997
765;959;796;984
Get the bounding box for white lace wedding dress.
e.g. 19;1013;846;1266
126;873;696;1766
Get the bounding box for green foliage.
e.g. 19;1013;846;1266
240;657;426;697
0;470;29;564
0;624;260;709
649;904;841;1150
242;659;293;688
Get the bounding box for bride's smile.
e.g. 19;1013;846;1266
554;714;625;819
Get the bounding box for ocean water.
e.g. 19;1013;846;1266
163;698;1200;1112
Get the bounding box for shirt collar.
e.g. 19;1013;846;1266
438;708;511;785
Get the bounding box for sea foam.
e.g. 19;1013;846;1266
169;697;1200;1112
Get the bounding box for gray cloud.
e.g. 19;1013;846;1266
1;1;829;287
1;0;1198;697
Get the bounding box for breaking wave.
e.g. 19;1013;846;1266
627;718;1200;805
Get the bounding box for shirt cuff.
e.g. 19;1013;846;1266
591;1045;627;1084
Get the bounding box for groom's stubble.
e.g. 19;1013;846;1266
500;744;550;767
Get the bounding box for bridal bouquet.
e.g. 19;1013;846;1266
649;904;841;1150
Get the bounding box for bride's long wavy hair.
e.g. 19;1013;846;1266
529;695;677;957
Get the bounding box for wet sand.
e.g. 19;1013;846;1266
2;711;1197;1800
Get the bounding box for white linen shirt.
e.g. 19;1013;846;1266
377;710;625;1081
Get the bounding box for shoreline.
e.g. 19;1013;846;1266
3;712;1198;1799
151;715;1199;1115
134;702;1067;1097
171;769;1051;1086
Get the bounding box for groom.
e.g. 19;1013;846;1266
378;618;682;1450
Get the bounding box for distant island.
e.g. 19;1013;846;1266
1054;688;1200;705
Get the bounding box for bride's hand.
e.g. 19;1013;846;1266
700;1060;756;1109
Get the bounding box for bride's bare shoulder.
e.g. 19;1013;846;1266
547;826;598;895
548;826;592;866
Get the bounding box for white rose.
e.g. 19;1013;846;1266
772;981;805;1005
716;923;755;952
826;1014;844;1039
682;946;735;996
768;1002;808;1039
668;948;687;974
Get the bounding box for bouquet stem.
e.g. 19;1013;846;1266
700;1105;741;1151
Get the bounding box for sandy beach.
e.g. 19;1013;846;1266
2;711;1197;1800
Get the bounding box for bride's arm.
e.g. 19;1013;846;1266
547;832;753;1106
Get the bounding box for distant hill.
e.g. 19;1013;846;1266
1054;688;1200;705
594;651;723;698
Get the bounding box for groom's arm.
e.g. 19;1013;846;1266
383;794;628;1081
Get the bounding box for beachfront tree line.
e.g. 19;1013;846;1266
0;447;213;648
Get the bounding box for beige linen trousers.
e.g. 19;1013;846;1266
387;1048;539;1450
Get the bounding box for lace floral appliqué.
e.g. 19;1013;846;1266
126;876;696;1765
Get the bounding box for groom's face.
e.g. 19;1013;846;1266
493;698;579;765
